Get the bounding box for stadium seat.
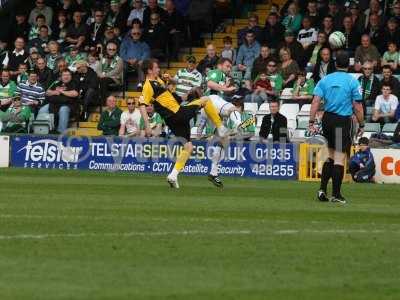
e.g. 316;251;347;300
297;118;309;130
298;104;311;116
280;88;293;100
258;102;270;114
287;119;297;130
293;129;306;138
280;103;300;120
382;123;397;134
30;113;54;135
244;102;258;115
364;122;381;133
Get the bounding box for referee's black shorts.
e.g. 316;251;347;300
165;104;201;142
322;111;353;154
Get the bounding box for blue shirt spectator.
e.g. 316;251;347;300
349;137;376;183
236;32;261;69
119;29;150;63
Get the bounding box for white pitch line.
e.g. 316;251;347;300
0;229;395;241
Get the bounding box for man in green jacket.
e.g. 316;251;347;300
97;95;122;135
0;97;32;133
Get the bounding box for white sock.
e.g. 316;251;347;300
169;168;179;180
210;146;224;176
229;110;242;128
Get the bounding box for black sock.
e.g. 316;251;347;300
332;164;345;198
320;158;334;192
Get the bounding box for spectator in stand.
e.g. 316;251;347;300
119;97;141;137
251;45;273;80
359;60;381;111
235;30;261;89
205;57;235;96
325;0;344;30
27;48;40;70
128;0;145;26
16;69;45;114
3;37;29;78
143;13;168;61
56;0;79;19
0;39;7;70
363;0;383;30
237;15;263;46
65;46;85;72
354;34;381;72
42;69;79;133
75;61;99;121
97;41;123;103
263;12;285;53
51;10;69;48
16;63;28;84
173;55;202;101
278;47;300;88
29;14;49;41
365;14;384;49
29;0;53;27
0;96;31;133
65;11;88;49
382;41;400;72
107;0;128;37
11;12;31;42
391;1;400;25
342;15;361;57
297;16;318;51
320;15;335;37
187;0;213;47
143;0;167;29
279;30;305;68
245;71;273;105
372;83;399;124
50;57;68;86
197;43;219;75
382;17;400;50
348;1;365;33
120;28;150;89
46;41;62;71
101;26;120;50
259;99;288;142
305;0;322;28
88;50;100;71
312;47;336;83
98;95;122;136
221;36;236;64
0;70;17;107
230;96;255;140
139;104;163;137
165;0;184;61
266;59;283;96
306;32;329;71
87;9;106;52
36;57;52;90
281;2;302;34
29;25;50;56
379;65;400;98
292;71;315;106
349;137;376;183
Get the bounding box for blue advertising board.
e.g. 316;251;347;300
10;135;298;180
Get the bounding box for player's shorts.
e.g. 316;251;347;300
208;95;235;117
322;111;353;153
165;103;201;142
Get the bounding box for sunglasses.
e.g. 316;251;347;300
107;48;117;51
127;102;134;105
363;67;372;70
132;32;141;36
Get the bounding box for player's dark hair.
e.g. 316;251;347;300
335;50;349;69
218;57;232;65
141;58;159;74
382;64;392;71
186;87;203;102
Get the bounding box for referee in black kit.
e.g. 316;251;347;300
309;50;365;204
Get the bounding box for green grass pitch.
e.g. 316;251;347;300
0;168;399;300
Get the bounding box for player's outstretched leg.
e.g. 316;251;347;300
208;142;225;188
194;98;229;137
167;142;193;189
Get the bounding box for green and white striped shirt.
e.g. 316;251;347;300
174;68;202;97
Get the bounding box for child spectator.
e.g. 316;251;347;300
87;51;100;72
221;36;236;64
349;137;376;183
372;83;399;125
65;46;85;72
16;63;28;84
292;71;315;106
245;72;273;105
381;41;400;72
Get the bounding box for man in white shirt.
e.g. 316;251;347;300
372;83;399;124
119;98;141;136
297;16;317;50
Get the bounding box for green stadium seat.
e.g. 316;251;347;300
364;123;381;133
382;123;398;133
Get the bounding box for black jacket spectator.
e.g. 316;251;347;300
312;50;336;83
143;17;168;60
36;65;52;90
342;28;361;54
11;14;30;42
263;14;285;50
88;20;106;48
6;49;29;72
143;3;167;29
259;112;289;142
359;74;381;107
251;54;274;80
197;55;219;75
75;63;99;120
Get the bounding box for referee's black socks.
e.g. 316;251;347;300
332;164;345;198
320;158;334;193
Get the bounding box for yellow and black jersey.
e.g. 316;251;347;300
140;78;181;119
